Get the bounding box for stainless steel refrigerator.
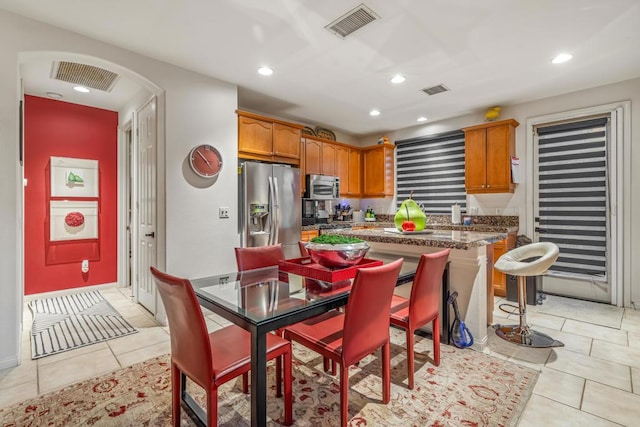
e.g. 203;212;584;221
239;161;301;259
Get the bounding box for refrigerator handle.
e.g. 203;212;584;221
273;176;280;245
268;176;276;245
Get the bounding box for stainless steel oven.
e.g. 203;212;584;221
305;174;339;200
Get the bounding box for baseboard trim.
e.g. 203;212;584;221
0;355;19;370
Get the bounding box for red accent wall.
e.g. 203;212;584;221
24;95;118;295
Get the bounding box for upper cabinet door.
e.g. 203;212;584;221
304;138;322;175
348;148;361;197
321;142;337;176
272;123;301;159
464;128;487;192
362;143;394;197
336;146;350;195
238;116;272;156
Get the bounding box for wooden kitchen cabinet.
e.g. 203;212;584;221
237;110;302;165
303;137;322;175
321;142;337;176
348;148;361;197
492;232;517;297
300;229;319;241
336;145;362;197
463;119;518;194
362;143;395;197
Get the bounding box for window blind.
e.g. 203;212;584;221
395;131;466;214
536;117;608;280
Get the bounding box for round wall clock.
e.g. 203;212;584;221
188;144;223;179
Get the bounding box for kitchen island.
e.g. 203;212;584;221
323;227;508;350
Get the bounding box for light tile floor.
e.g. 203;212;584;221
1;286;640;426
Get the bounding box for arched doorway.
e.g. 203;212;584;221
19;51;164;316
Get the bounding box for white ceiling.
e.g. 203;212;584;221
4;0;640;136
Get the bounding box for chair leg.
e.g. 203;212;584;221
323;357;330;372
339;363;349;427
171;363;181;427
283;349;293;426
276;355;283;397
382;342;390;403
405;328;415;390
433;315;441;366
207;387;218;427
242;372;249;394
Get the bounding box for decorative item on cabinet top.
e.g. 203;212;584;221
302;126;316;137
314;126;336;141
485;106;501;121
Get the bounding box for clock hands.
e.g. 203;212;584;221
196;150;213;169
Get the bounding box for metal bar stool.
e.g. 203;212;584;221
494;242;564;348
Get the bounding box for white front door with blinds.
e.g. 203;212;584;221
533;117;611;302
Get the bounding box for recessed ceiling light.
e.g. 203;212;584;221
46;92;63;99
552;53;572;64
417;116;427;122
73;85;90;93
257;66;273;76
369;109;380;116
390;74;406;84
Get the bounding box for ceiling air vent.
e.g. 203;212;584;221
422;84;450;96
325;4;380;38
51;61;119;92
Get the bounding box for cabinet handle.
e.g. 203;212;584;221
482;184;485;188
487;184;491;188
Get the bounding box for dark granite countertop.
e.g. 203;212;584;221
320;227;507;250
302;221;517;234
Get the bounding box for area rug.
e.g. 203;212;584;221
2;328;537;426
28;290;138;359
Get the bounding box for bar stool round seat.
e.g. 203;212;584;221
493;242;564;348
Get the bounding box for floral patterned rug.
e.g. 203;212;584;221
0;329;538;426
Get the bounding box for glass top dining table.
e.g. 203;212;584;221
188;255;441;427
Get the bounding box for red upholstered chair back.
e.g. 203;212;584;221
235;244;285;271
409;249;450;327
298;241;309;257
341;258;403;365
150;267;212;389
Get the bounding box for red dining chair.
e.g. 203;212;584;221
150;267;293;426
283;258;404;427
389;249;450;389
234;244;285;271
298;241;309;257
234;243;288;392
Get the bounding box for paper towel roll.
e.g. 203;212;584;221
451;204;461;224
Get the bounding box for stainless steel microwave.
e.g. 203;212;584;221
305;174;340;199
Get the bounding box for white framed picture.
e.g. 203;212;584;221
50;200;98;241
50;156;99;198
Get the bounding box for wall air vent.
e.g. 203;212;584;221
422;84;450;96
51;61;119;92
325;4;380;38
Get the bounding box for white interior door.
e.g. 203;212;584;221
135;98;157;313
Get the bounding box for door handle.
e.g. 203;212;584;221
145;232;155;238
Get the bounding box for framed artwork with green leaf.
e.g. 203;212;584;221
50;156;99;198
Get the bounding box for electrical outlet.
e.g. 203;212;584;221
469;207;478;215
219;207;230;218
496;208;503;215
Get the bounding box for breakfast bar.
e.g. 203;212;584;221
323;227;507;350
